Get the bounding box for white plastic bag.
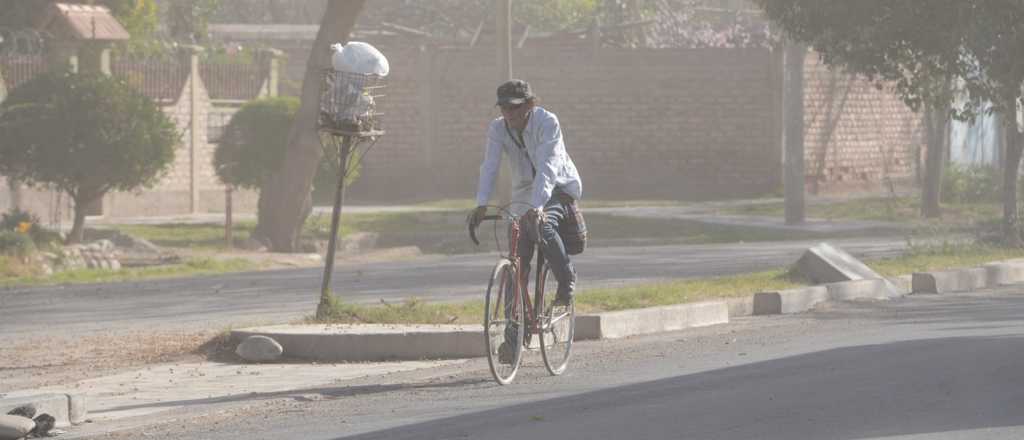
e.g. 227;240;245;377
330;41;389;76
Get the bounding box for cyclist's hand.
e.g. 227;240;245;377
523;207;545;239
468;206;488;229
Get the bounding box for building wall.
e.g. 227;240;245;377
801;53;925;194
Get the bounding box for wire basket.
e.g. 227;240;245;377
318;69;386;135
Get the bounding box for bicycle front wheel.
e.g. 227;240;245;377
484;258;525;385
538;262;575;376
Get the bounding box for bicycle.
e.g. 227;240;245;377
469;205;576;385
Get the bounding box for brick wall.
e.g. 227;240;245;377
802;53;924;194
340;45;781;202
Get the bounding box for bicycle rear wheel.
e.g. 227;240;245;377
484;258;526;385
538;262;575;376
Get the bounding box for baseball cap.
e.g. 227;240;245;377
496;79;533;106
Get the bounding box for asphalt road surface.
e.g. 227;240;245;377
1;238;905;336
74;285;1024;440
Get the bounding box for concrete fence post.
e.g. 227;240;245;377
180;45;205;214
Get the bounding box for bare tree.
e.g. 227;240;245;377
255;0;366;252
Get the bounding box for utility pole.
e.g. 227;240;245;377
496;0;513;204
783;39;807;225
497;0;511;81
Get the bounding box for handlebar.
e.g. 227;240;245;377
469;215;504;246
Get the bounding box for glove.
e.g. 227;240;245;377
468;206;488;229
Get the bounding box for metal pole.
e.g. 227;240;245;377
317;135;353;318
497;0;512;82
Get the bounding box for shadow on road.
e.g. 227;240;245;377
339;335;1024;440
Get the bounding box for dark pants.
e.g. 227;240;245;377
515;191;576;297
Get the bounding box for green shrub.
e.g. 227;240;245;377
0;231;37;257
1;209;63;250
942;164;1001;204
1;209;39;231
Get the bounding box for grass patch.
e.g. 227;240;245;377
573;270;801;313
309;241;1024;325
0;257;259;287
311;269;804;325
115;222;258;250
725;196;1000;226
865;242;1024;277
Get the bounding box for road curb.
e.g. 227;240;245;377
911;260;1024;294
232;325;482;362
0;393;86;428
575;301;729;340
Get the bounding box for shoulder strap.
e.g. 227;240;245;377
504;120;536;178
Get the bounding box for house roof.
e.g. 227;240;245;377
41;3;130;41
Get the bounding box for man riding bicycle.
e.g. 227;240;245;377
469;79;583;315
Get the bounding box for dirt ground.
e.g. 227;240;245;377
1;246;424;394
0;328;231;393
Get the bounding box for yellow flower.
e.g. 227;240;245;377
16;222;31;234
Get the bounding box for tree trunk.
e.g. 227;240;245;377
783;40;806;225
1003;111;1023;247
921;104;947;218
68;191;100;244
256;0;366;252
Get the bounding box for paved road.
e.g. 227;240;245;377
0;238;906;336
73;285;1024;440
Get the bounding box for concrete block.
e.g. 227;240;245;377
793;242;886;284
574;301;729;340
725;296;754;317
755;286;830;315
890;275;913;295
232;325;483;362
0;394;73;428
984;261;1024;286
913;268;988;294
826;279;897;301
752;292;782;315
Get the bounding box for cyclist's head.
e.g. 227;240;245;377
496;79;536;128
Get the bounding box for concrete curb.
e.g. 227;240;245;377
0;393;86;428
747;276;909;317
231;325;482;362
575;301;729;340
912;260;1024;294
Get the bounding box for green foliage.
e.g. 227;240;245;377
0;230;36;257
164;0;222;43
754;0;1024;118
941;164;1001;205
216;97;358;200
0;72;179;224
516;0;601;32
0;209;61;250
214;97;299;189
101;0;159;39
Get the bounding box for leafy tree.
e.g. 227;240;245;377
258;0;367;252
0;72;178;243
755;0;1024;243
214;96;359;238
163;0;222;43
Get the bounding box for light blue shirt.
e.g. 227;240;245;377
475;106;583;215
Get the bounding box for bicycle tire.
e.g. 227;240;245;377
538;262;575;376
484;258;526;385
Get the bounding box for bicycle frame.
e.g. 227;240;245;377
473;213;548;340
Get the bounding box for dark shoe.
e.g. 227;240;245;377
498;341;515;364
552;291;573;308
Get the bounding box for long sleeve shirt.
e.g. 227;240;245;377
475;106;583;215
